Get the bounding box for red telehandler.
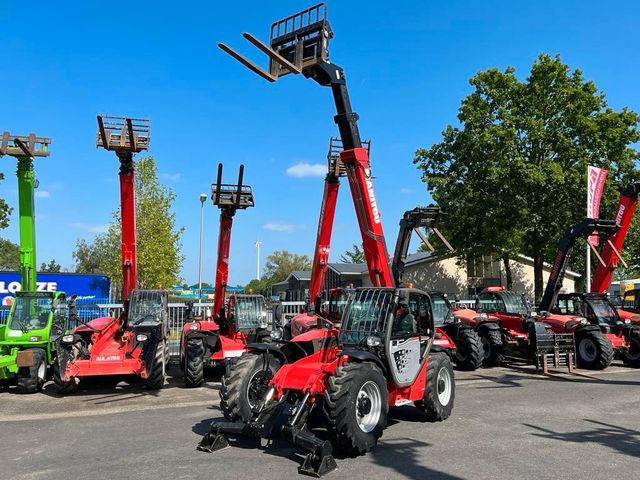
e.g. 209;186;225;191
181;164;270;387
538;218;640;368
54;115;169;392
200;5;455;476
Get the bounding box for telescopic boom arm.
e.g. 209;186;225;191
0;132;50;292
591;183;640;293
219;2;392;288
211;164;254;327
539;218;618;312
96;115;150;302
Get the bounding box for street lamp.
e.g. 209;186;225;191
255;240;262;280
198;193;207;303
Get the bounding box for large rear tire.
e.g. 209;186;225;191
220;351;280;421
575;329;613;370
184;338;205;388
53;359;79;394
322;362;388;456
479;329;504;366
16;348;47;394
145;340;166;390
452;328;483;371
416;352;455;422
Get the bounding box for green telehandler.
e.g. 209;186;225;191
0;132;68;393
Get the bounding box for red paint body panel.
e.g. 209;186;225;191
434;328;456;349
119;171;137;302
387;359;429;405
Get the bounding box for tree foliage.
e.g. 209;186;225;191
414;54;640;300
0;238;19;271
339;243;365;264
73;156;185;292
40;259;61;272
0;173;12;230
245;250;312;295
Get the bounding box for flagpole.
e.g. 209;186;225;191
586;166;591;293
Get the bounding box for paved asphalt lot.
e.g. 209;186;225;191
2;361;639;480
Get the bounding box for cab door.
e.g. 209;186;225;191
386;292;433;387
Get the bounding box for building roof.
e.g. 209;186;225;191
404;251;434;267
328;263;367;274
289;271;311;281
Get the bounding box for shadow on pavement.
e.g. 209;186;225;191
371;438;465;480
524;419;640;458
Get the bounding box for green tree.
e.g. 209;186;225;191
0;173;12;230
40;259;61;272
245;278;270;296
72;156;185;292
339;243;365;263
415;54;640;301
263;250;311;283
0;238;19;271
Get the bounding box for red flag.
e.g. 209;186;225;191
587;166;608;246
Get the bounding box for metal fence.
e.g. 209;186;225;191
0;300;307;359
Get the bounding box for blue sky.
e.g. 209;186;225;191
1;0;638;286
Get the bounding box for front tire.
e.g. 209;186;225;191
184;338;205;388
452;328;483;370
145;340;166;390
479;329;503;366
16;348;47;394
220;351;281;421
416;352;455;422
575;329;613;370
322;362;388;456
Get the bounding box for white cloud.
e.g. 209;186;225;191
69;222;110;234
34;190;51;198
161;173;181;182
399;188;414;194
286;162;325;178
263;222;297;233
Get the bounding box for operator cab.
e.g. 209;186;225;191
555;293;628;330
339;287;434;387
127;289;168;329
427;291;456;326
227;294;268;334
622;289;640;314
476;289;530;317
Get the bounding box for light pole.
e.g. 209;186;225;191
198;193;207;303
255;240;262;280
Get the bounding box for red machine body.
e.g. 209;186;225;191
55;116;169;392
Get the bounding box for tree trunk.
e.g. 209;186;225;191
533;255;545;305
502;253;513;290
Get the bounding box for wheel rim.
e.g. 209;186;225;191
246;366;272;409
480;336;491;361
37;360;46;382
579;338;598;363
437;367;452;406
356;380;382;433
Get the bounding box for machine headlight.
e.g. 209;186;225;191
136;334;148;342
366;336;382;347
260;321;269;329
270;328;283;341
62;334;75;343
576;317;588;325
478;313;488;320
29;336;42;342
624;319;631;325
189;324;199;331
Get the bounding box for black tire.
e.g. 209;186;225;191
575;329;613;370
479;329;504;366
16;348;47;394
145;340;166;390
322;362;388;456
622;331;640;368
452;328;483;370
184;338;205;388
416;352;455;422
220;351;280;422
53;358;79;394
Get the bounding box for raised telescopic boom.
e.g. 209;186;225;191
211;163;254;327
307;137;370;314
96;115;150;302
539;218;618;312
0;132;51;292
591;183;640;293
219;2;392;290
